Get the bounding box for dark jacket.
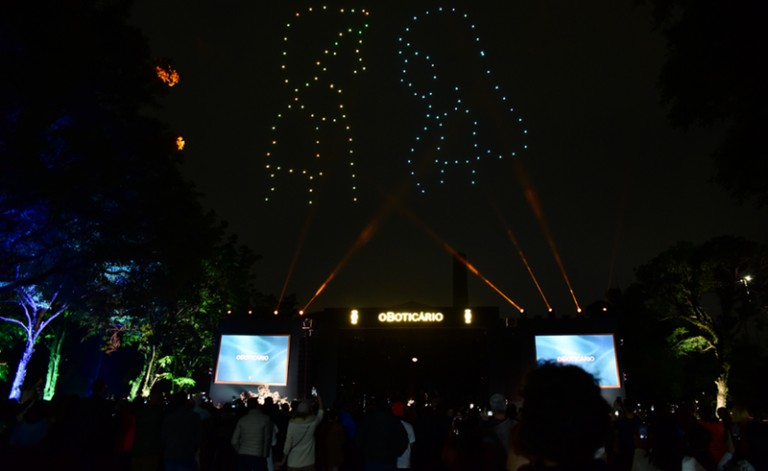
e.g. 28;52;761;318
355;410;410;466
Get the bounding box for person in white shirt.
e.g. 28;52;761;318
277;394;324;471
232;397;274;471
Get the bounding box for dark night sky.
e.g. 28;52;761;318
129;1;767;318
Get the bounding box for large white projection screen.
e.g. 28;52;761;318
534;334;620;388
215;335;290;386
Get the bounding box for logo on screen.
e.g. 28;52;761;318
236;354;270;361
557;356;595;363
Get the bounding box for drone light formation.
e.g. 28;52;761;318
264;7;369;204
399;7;528;193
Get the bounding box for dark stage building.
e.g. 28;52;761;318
210;255;625;406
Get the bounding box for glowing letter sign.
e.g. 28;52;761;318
378;311;444;323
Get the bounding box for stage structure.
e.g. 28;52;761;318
210;254;626;406
209;316;305;407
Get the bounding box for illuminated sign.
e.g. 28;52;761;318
378;311;444;323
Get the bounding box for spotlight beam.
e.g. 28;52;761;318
485;191;552;312
276;204;318;312
301;190;403;313
398;205;524;312
506;228;551;311
515;161;581;312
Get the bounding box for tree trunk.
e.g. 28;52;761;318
9;338;36;401
140;345;158;398
43;327;66;400
715;364;730;409
128;359;147;402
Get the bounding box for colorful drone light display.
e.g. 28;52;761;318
399;7;528;193
264;7;369;204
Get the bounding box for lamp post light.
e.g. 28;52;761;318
742;275;752;295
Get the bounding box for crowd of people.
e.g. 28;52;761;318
0;363;766;471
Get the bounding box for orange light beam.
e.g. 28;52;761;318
301;218;381;312
276;206;317;312
485;191;552;312
302;194;399;312
515;161;581;311
506;228;551;311
399;207;524;312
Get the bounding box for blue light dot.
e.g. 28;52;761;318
481;51;485;56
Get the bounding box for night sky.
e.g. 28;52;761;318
129;1;767;318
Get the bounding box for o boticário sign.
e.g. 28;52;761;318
378;311;444;323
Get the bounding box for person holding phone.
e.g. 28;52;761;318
277;393;324;471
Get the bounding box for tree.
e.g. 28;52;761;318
640;0;768;205
0;0;221;399
0;287;68;400
635;235;768;408
92;234;260;400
